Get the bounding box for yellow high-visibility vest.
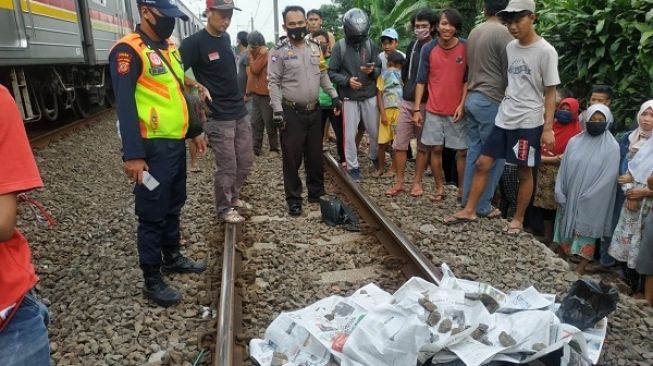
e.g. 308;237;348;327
114;33;188;139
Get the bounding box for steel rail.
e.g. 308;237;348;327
29;108;114;149
215;222;239;366
323;152;442;284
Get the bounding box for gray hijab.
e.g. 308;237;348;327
555;104;620;238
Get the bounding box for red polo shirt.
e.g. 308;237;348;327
0;85;43;312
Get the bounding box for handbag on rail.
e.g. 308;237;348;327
319;195;359;232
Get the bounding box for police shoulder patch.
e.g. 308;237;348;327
116;52;132;75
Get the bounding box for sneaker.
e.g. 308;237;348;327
219;208;245;223
231;198;252;209
349;168;362;183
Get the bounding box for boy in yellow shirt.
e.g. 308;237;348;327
374;51;405;177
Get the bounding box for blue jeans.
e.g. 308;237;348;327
0;290;51;365
462;92;505;215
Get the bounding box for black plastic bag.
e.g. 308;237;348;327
557;279;619;331
319;195;359;232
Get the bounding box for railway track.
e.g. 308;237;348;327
213;151;443;366
28;109;114;149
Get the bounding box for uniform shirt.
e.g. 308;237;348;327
417;39;468;116
109;26;169;160
180;30;248;121
495;38;560;130
466;20;513;103
268;38;338;113
0;85;43;315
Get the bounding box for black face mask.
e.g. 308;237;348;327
555;110;573;124
586;121;608;136
287;26;307;41
146;11;176;40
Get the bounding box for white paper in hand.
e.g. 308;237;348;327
142;171;160;191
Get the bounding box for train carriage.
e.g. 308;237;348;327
0;0;202;122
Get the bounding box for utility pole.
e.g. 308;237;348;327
273;0;279;43
251;14;254;31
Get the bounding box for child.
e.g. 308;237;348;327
378;28;405;72
579;84;613;129
374;52;405;177
445;0;559;234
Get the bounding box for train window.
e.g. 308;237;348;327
92;0;107;6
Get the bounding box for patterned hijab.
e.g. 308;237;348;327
628;100;653;157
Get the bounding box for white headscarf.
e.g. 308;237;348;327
629;102;653;183
628;100;653;157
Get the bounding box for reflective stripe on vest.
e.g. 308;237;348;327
114;33;188;139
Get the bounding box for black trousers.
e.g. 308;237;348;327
135;139;186;266
281;107;324;205
321;108;344;163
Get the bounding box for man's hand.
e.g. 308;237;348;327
272;111;285;130
618;174;634;184
192;134;207;157
412;110;423;127
349;77;362;90
626;188;650;200
540;129;555;152
360;65;374;75
453;104;465;122
381;113;389;126
244;94;250;103
124;159;149;184
332;98;342;114
196;82;212;103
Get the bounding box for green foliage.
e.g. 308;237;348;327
316;4;343;39
538;0;653;131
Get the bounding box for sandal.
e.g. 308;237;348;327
410;185;424;197
502;224;523;236
443;215;477;225
428;192;445;202
385;186;404;197
381;170;396;178
480;207;502;219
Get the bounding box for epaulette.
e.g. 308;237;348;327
274;38;289;50
307;37;319;46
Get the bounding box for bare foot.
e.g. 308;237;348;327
410;184;423;197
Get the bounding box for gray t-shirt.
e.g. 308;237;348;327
466;21;513;103
378;50;406;72
495;38;560;130
236;50;249;95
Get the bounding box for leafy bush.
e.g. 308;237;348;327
538;0;653;130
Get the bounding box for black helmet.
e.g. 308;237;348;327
342;8;369;42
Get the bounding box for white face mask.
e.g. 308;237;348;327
414;28;430;40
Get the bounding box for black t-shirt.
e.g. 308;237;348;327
180;29;247;120
402;39;429;103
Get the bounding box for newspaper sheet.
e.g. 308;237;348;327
249;264;609;366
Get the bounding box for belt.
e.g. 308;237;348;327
282;98;318;113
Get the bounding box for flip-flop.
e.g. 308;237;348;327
428;192;445;202
443;215;477;225
385;186;404;197
480;207;502;219
410;186;424;197
502;224;523;236
381;171;396;178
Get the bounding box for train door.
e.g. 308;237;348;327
0;0;28;49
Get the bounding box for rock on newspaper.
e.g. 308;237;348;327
249;264;607;366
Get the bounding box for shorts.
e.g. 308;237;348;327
378;108;399;144
420;112;468;149
481;125;542;167
392;100;430;152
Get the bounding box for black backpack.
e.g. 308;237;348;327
319;195;360;232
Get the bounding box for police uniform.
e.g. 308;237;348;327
268;38;338;213
109;11;205;307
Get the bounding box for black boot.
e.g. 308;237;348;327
142;265;182;307
161;251;207;274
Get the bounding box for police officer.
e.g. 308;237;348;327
268;5;340;216
109;0;208;307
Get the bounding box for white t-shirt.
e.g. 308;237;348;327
378;50;406;72
495;38;560;130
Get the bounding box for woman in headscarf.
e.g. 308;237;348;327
636;174;653;306
609;100;653;293
554;104;620;274
591;100;653;273
534;98;582;245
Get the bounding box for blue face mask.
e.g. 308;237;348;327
555;110;573;124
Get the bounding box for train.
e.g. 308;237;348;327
0;0;203;122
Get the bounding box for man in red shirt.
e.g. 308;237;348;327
413;8;468;203
0;85;51;364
